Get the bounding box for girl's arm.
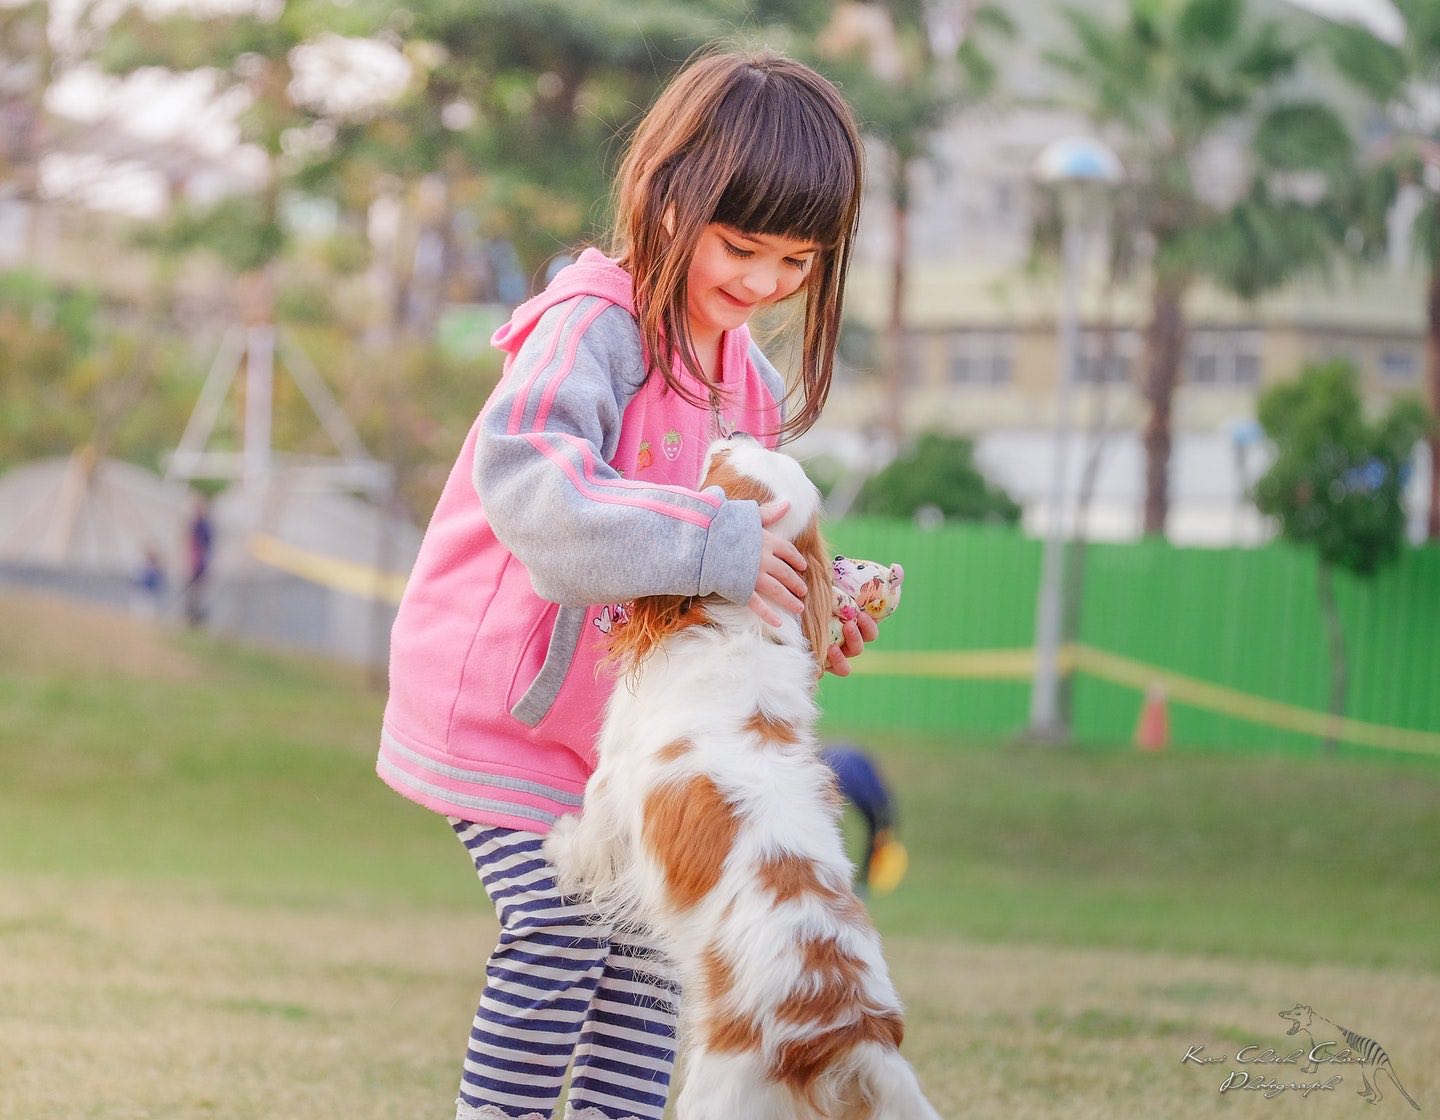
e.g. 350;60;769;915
474;297;768;609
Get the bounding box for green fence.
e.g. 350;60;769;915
817;519;1440;755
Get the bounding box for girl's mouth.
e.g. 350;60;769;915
719;290;756;310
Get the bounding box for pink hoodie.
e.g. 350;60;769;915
378;250;785;830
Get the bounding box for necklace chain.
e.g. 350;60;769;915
709;388;727;438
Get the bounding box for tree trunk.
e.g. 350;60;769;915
1425;213;1440;541
1316;560;1347;753
1141;279;1187;537
3;10;51;266
882;153;910;446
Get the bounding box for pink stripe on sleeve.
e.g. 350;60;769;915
532;301;610;432
521;433;718;528
506;299;603;435
507;313;566;435
578;444;722;509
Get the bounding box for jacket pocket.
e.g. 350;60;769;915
507;604;587;728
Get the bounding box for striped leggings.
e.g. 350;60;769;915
449;819;680;1120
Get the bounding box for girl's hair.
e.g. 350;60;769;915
611;47;864;438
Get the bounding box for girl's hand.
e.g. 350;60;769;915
825;610;878;677
746;499;808;627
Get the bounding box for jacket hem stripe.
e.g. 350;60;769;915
377;755;564;825
380;728;584;807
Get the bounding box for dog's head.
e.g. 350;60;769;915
607;436;834;674
700;434;822;540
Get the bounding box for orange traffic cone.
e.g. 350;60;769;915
1134;683;1170;752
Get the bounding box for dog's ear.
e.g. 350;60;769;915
605;595;711;673
794;516;834;677
701;449;775;506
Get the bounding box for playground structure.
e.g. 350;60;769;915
0;323;421;670
0;450;191;598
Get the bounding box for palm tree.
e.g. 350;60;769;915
1320;0;1440;539
1048;0;1353;536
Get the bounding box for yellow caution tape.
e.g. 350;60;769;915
851;648;1039;680
1071;645;1440;757
234;543;1440;757
246;534;409;605
853;645;1440;757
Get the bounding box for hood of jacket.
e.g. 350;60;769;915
490;248;633;357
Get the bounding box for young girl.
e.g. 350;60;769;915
379;47;871;1120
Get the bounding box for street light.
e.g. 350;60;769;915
1028;136;1122;741
1224;416;1264;543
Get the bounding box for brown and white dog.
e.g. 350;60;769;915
545;436;941;1120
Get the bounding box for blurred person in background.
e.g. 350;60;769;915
184;494;213;627
822;743;908;894
132;545;168;618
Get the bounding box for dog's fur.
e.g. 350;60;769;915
545;436;941;1120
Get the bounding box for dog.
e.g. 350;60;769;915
545;435;942;1120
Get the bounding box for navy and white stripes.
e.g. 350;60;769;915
451;819;679;1120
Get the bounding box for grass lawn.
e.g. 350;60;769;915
3;592;1437;1118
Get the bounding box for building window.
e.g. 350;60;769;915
1187;329;1263;387
948;330;1015;385
1380;346;1419;381
1306;340;1359;371
994;180;1015;218
1076;328;1140;384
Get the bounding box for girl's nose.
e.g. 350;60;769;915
741;265;780;299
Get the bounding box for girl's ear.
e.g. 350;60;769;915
793;518;835;678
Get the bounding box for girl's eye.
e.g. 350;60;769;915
721;236;814;270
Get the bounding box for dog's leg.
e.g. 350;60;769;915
675;1049;791;1120
544;774;627;902
850;1045;944;1120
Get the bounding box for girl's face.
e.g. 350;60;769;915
685;224;819;347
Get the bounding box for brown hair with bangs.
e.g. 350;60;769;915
610;47;864;439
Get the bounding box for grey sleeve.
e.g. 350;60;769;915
474;297;761;608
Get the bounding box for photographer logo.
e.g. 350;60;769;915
1180;1004;1420;1109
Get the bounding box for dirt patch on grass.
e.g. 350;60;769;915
1;592;202;682
3;875;1435;1120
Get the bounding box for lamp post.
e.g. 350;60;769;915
1225;416;1264;543
1028;136;1122;741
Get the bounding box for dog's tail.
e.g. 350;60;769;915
817;1043;943;1120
